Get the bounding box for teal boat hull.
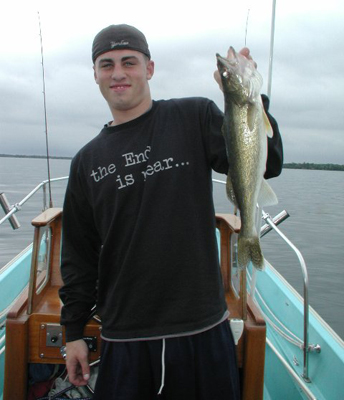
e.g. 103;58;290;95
0;245;33;400
255;261;344;400
1;235;343;399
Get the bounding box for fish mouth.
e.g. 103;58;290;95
216;47;240;77
216;53;227;68
216;49;255;99
216;55;230;79
216;53;228;65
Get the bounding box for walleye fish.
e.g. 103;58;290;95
216;47;278;270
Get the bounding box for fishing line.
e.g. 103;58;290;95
245;8;250;47
38;12;53;209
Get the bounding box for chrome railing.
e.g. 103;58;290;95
260;210;320;382
0;176;69;229
212;177;319;382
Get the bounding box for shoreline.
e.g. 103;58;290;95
0;154;72;160
1;155;343;171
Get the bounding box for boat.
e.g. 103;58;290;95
1;3;343;397
1;177;343;400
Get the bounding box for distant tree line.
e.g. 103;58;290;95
1;155;343;171
0;154;72;160
283;163;344;171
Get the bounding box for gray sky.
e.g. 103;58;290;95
0;0;343;163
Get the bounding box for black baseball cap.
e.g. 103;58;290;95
92;24;151;63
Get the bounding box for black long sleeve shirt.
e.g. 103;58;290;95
59;97;283;342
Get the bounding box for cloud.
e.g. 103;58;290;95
0;1;343;163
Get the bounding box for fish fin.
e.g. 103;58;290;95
238;235;265;270
226;172;238;206
258;179;278;207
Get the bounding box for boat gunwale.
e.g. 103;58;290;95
262;259;344;348
0;244;33;276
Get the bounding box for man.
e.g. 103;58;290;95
59;24;283;399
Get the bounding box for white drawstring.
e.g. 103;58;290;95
157;338;166;395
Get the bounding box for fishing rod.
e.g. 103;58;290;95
38;11;53;209
267;0;277;99
0;13;54;228
244;1;276;98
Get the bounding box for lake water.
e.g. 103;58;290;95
1;157;343;339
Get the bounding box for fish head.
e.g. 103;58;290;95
216;47;263;105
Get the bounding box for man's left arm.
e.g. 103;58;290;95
262;94;284;179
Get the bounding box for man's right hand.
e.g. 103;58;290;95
66;339;90;386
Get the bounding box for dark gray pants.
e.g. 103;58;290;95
93;320;240;400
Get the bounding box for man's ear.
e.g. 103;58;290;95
146;60;155;81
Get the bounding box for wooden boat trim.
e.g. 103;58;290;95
4;210;266;400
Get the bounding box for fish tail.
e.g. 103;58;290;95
237;235;265;270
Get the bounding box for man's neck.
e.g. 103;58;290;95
110;99;153;126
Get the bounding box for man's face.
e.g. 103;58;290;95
94;49;154;115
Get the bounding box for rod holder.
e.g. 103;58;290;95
0;192;20;230
260;210;289;238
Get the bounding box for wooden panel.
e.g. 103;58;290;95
247;295;265;326
28;213;63;313
241;310;266;400
33;285;62;315
50;216;63;286
28;313;101;364
6;286;29;319
31;208;62;227
27;286;101;363
4;317;29;400
216;214;266;399
216;213;241;233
